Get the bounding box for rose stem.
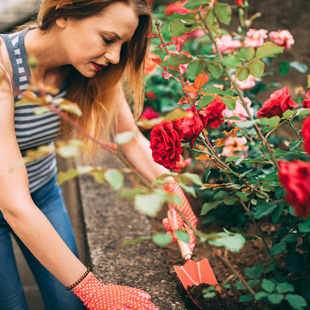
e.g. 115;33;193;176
154;18;193;107
215;252;256;296
197;10;280;172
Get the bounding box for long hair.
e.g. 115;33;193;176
35;0;152;154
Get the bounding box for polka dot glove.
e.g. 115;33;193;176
162;180;198;252
73;272;158;310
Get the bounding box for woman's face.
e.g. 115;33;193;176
56;2;139;77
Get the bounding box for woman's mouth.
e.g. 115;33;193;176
91;62;106;71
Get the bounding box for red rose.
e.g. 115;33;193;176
146;91;157;101
164;1;190;15
150;121;183;169
236;0;243;6
178;106;205;147
200;98;226;128
303;90;310;108
140;107;160;120
279;160;310;218
257;87;298;118
302;115;310;156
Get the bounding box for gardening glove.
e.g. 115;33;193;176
162;179;198;252
73;272;158;310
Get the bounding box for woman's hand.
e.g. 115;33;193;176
73;273;158;310
162;180;198;252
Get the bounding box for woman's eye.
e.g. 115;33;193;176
103;37;114;44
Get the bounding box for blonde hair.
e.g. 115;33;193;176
34;0;152;155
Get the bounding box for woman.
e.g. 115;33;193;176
0;0;197;309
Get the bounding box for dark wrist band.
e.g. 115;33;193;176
66;267;91;291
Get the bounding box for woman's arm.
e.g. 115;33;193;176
0;71;87;287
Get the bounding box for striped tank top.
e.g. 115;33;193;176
0;26;67;193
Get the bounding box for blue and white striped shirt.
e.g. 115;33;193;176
1;26;67;193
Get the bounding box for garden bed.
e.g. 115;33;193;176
150;199;292;310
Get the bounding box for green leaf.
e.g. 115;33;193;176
239;294;253;302
224;197;237;205
259;116;280;126
134;189;167;217
254;203;278;219
115;131;137;145
204;85;224;95
285;251;307;276
248;59;265;78
235;119;258;128
283;109;297;118
262;279;276;293
236;67;249;81
256;42;285;59
175;230;190;243
207;63;223;79
236;47;255;61
162;54;192;67
226;156;240;162
118;188;148;199
57;168;80;185
222;97;237;110
214;190;229;199
296;108;310;116
152;233;172;246
122;236;151;248
285;294;307;310
268;294;284;304
236;191;247;201
91;170;105;184
276;282;294;294
184;0;210;9
198;95;217;108
270;242;286;257
213;2;232;25
290;61;308;73
255;292;268;301
201;200;223;215
278;61;290;75
178;182;197;198
299;218;310;233
244;263;263;279
222;56;243;69
208;229;246;253
186;61;205;79
179;172;203;186
104;169;124;191
308;75;310;89
170;19;197;37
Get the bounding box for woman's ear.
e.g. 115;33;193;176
55;17;68;29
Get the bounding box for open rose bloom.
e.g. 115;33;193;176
232;74;259;91
244;29;268;48
214;35;242;53
221;137;249;158
269;30;294;49
223;97;254;126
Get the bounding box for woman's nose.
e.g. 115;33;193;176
105;45;121;65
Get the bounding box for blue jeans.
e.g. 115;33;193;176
0;174;85;310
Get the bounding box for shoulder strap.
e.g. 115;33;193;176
0;28;31;94
0;61;13;92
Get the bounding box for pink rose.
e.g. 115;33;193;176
244;29;268;48
221;137;248;158
269;30;294;49
233;74;259;91
223;97;254;126
302;115;310;156
214;35;242;53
